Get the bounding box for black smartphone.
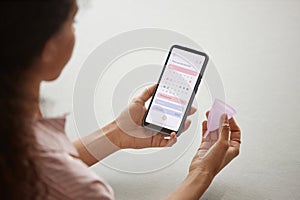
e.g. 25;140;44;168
142;45;209;136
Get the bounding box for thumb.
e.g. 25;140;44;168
138;84;157;103
219;114;230;141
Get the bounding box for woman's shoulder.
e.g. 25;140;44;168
33;115;79;157
33;115;115;199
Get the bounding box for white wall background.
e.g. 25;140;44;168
41;0;300;199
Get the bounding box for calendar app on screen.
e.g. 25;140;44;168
145;47;206;131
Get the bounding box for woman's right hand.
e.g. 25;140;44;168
189;112;241;178
166;112;241;200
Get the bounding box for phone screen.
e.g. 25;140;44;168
143;45;208;134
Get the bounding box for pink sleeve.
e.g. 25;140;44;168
38;151;114;200
34;117;114;199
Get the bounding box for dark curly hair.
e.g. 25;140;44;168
0;0;74;199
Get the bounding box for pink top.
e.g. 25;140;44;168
33;116;114;200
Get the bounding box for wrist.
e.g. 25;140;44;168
166;169;214;200
101;120;122;148
185;169;214;198
106;120;136;149
77;121;121;163
187;168;214;185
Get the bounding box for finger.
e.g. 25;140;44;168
181;119;191;133
230;139;241;149
187;107;197;116
166;132;177;147
231;131;241;145
160;133;174;146
229;119;241;143
206;110;210;119
201;120;210;142
202;120;207;135
138;84;157;103
229;117;241;132
219;114;230;141
202;121;218;144
152;133;163;147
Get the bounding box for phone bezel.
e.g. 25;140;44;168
142;45;209;136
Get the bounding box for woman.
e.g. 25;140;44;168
0;0;241;199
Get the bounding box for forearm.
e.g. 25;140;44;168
73;121;121;166
166;170;214;200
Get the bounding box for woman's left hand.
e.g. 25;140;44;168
114;84;197;149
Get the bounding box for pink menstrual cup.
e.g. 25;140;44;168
203;99;236;138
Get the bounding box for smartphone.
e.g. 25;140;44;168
142;45;209;136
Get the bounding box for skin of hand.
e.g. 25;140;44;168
166;112;241;200
189;112;241;179
113;84;197;149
